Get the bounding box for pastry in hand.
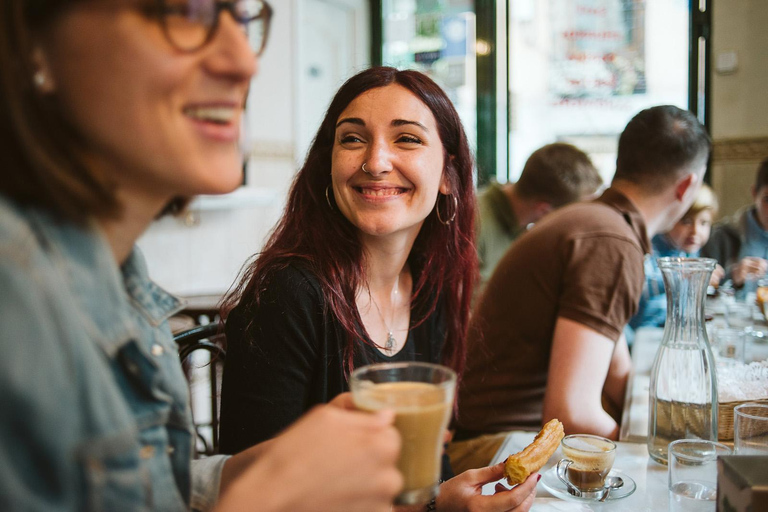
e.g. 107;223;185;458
504;419;564;485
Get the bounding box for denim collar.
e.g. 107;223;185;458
27;209;183;358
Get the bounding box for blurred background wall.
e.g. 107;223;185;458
710;0;768;218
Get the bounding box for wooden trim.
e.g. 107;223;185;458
712;137;768;162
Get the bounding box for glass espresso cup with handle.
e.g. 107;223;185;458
556;434;616;498
350;362;456;505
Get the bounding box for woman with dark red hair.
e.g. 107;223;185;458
219;67;538;511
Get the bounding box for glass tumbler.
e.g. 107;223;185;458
734;403;768;454
668;439;731;512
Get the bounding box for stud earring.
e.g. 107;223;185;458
33;71;46;89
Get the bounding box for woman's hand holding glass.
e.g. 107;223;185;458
331;392;537;512
216;404;403;512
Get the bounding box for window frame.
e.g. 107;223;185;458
371;0;712;185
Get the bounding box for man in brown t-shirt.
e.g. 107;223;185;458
449;106;711;473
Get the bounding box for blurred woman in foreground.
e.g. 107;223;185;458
0;1;403;510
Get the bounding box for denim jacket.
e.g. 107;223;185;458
0;197;226;511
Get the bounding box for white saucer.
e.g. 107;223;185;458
540;467;637;502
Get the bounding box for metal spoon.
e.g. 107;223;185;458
598;476;625;502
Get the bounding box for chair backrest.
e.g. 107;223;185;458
174;321;226;457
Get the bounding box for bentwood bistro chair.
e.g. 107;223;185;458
174;321;226;457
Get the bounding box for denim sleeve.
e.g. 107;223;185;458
629;253;668;330
190;455;230;512
0;249;82;510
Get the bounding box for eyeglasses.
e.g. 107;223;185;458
151;0;272;55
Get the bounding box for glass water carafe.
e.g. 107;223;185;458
647;257;718;464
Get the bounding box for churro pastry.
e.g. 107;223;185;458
504;419;564;485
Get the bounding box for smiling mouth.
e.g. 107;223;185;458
354;187;407;197
184;106;237;125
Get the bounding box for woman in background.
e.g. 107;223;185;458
220;66;538;511
0;1;405;510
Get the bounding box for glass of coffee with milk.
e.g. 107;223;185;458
350;362;456;505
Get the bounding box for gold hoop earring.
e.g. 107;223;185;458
325;185;334;210
436;194;458;225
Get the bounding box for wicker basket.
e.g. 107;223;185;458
718;398;768;441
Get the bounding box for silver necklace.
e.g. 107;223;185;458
370;275;399;355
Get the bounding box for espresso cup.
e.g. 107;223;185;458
556;434;617;497
349;362;456;505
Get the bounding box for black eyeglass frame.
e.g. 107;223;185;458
155;0;273;55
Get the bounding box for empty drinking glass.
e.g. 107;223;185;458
734;403;768;455
711;327;746;364
668;439;731;512
726;301;755;332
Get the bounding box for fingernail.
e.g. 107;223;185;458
537;474;542;482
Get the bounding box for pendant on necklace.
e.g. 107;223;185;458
385;331;396;353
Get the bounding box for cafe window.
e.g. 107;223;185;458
380;0;478;151
505;0;699;184
375;0;710;185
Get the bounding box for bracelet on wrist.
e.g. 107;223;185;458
425;480;444;512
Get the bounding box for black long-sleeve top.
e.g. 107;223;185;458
219;263;447;456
